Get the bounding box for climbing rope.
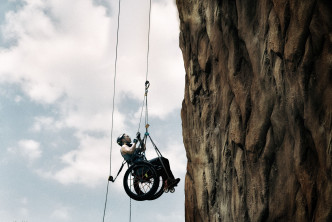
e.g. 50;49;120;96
102;0;122;221
145;0;152;81
138;0;152;134
129;197;132;222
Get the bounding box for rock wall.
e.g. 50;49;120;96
176;0;332;221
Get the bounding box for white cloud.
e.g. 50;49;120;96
0;0;113;104
0;0;184;128
15;139;42;161
38;134;116;187
31;116;59;131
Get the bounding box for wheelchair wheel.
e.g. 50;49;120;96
123;162;159;201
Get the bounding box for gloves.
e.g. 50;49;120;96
136;132;141;140
133;139;138;143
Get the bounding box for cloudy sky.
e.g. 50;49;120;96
0;0;186;221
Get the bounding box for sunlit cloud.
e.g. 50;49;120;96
31;116;60;132
8;139;42;162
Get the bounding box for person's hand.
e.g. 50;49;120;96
133;139;138;143
136;132;141;140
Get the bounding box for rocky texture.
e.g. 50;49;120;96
177;0;332;221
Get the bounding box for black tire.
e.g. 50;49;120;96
123;161;159;201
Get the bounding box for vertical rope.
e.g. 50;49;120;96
138;0;152;133
102;0;121;221
145;0;152;82
129;197;132;222
102;181;110;222
110;0;122;179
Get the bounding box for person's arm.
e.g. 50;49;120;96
136;132;146;152
121;142;137;155
138;138;146;151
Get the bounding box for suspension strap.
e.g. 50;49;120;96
108;160;126;182
147;133;172;180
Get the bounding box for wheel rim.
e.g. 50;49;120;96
149;175;164;200
131;169;155;195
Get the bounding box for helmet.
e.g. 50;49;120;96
117;133;125;146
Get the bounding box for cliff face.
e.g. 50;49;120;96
177;0;332;221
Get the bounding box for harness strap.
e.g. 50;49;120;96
147;133;172;180
108;160;126;182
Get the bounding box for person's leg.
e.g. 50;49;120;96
149;157;180;189
149;157;175;180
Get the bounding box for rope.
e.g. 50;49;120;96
138;0;152;133
129;198;132;222
145;0;152;82
102;181;110;222
102;0;121;221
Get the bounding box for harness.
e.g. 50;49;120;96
121;144;145;164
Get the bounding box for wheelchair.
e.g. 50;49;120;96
109;132;175;201
122;148;177;201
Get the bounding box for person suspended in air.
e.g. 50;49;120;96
117;132;180;189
